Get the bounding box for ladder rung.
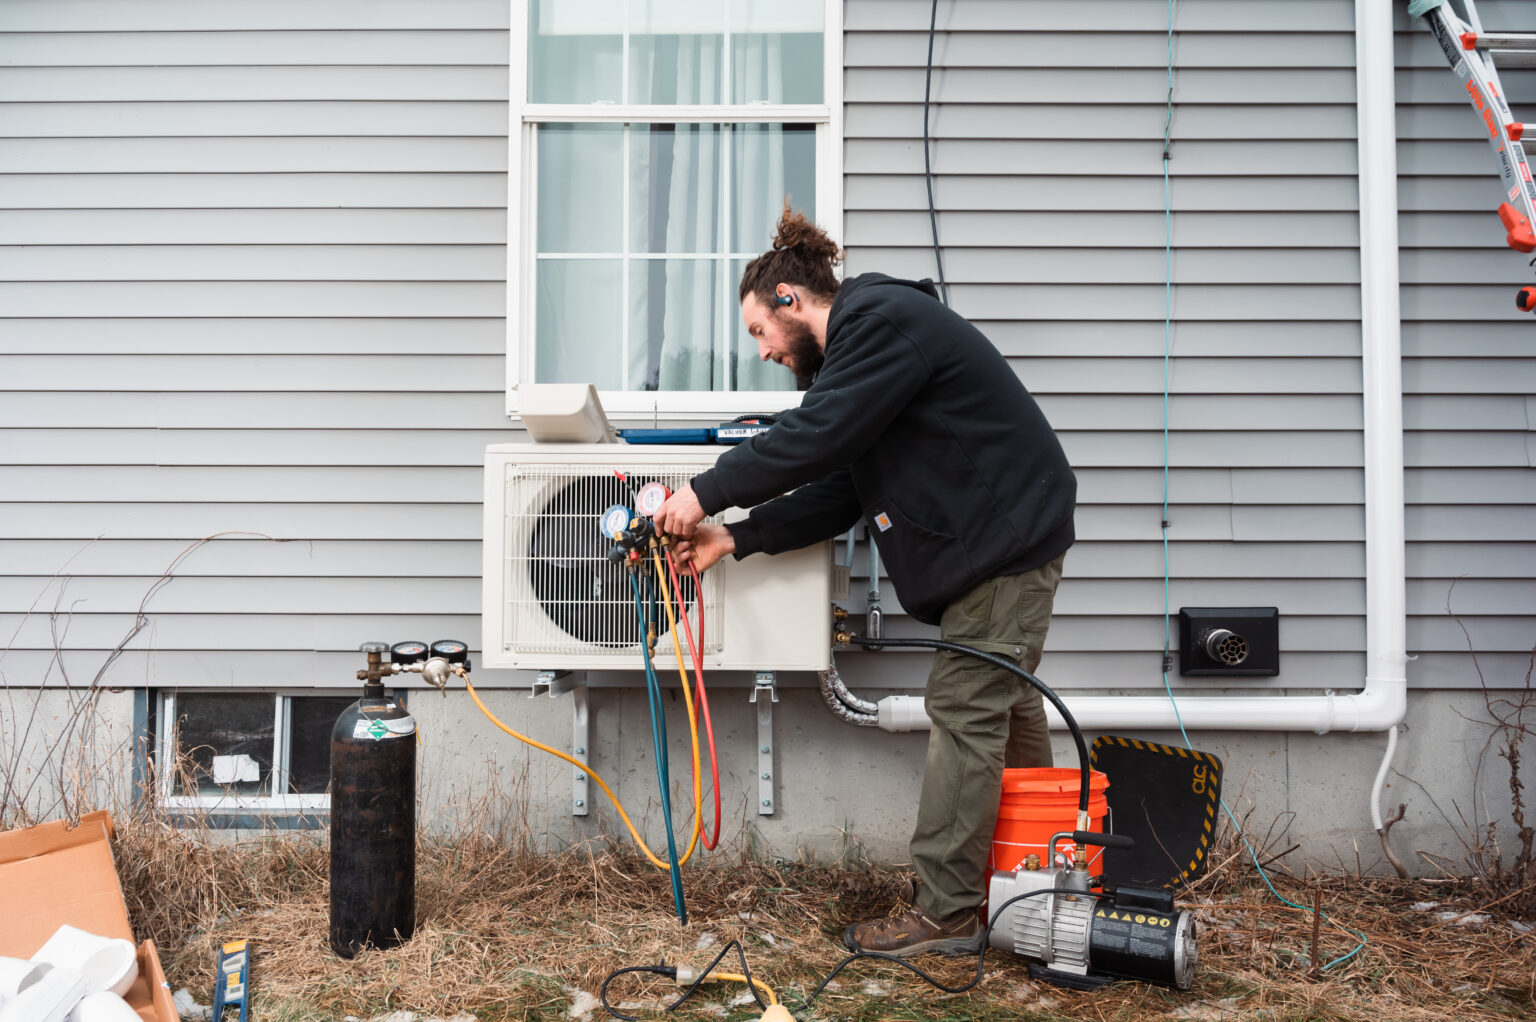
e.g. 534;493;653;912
1470;32;1536;51
1490;49;1536;69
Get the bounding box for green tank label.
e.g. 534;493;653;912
354;715;416;741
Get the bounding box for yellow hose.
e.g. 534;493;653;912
461;550;707;874
650;546;706;860
464;679;686;870
709;973;778;1006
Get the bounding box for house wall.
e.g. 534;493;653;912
1;0;1531;875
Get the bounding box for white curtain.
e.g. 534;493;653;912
532;0;816;393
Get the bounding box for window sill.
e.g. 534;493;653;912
507;388;805;426
157;807;328;831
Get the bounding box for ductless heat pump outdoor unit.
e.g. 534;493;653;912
482;442;833;673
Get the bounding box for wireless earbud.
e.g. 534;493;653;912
775;290;798;307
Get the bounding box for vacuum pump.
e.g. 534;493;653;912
987;831;1195;990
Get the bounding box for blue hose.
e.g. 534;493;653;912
630;571;687;924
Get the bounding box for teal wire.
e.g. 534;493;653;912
630;571;687;924
1152;0;1365;971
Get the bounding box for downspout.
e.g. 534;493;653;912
875;0;1408;736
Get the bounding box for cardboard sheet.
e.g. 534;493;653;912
0;812;179;1022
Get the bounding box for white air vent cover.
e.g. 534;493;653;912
483;443;831;672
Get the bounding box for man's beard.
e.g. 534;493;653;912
781;317;825;389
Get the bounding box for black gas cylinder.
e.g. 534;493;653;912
329;671;416;957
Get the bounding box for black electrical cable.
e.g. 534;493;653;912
600;938;767;1021
803;886;1116;1006
923;0;948;307
843;635;1093;813
598;887;1118;1019
598;637;1128;1017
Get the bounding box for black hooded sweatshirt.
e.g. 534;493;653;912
689;272;1075;625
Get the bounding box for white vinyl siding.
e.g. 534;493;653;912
1397;0;1536;688
0;1;512;687
839;0;1534;692
2;0;1530;703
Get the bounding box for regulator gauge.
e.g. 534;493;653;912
600;503;633;539
634;481;671;518
390;640;428;664
430;639;469;665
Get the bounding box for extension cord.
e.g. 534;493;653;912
758;1006;794;1022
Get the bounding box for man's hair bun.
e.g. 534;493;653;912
740;202;842;304
772;207;844;269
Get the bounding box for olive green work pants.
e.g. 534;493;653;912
909;555;1065;920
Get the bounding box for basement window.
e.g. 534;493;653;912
508;0;843;421
154;691;360;814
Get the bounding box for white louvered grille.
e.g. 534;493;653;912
502;463;723;657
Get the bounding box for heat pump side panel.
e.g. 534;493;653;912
711;507;831;672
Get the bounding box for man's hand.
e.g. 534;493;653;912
653;483;706;538
670;523;735;573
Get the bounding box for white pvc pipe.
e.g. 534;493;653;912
877;0;1408;738
1371;725;1399;831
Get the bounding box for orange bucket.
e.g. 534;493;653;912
988;767;1110;880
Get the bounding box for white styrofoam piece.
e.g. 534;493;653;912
68;991;143;1022
30;925;139;998
0;963;88;1022
0;956;50;999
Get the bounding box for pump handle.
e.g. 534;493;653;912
1072;830;1135;850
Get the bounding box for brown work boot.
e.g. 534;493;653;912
843;902;983;957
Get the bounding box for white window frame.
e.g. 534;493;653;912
156;690;360;813
506;0;844;423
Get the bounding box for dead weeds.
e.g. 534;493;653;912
113;817;1536;1022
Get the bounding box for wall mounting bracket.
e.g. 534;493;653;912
534;670;590;815
750;671;778;815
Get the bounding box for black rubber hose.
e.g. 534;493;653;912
844;634;1092;814
600;939;767;1020
803;885;1117;1005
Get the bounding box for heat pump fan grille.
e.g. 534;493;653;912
505;464;721;656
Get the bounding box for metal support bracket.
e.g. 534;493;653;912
532;669;584;699
533;671;590;816
571;683;589;816
750;671;778;815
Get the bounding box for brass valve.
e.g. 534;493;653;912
832;606;852;645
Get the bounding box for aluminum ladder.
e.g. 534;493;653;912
1412;0;1536;311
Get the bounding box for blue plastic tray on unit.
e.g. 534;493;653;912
619;424;773;445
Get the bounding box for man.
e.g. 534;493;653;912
653;208;1075;957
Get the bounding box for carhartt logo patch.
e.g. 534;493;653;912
873;512;893;531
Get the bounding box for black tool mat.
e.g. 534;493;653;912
1089;735;1223;889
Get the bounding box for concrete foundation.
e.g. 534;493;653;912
410;685;1528;878
0;688;139;824
0;685;1522;880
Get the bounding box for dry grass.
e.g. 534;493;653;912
112;813;1536;1022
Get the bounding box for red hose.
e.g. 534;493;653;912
666;551;722;849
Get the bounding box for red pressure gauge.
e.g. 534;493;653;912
634;481;671;518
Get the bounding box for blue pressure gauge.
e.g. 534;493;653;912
600;503;633;539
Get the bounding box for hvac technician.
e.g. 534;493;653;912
653;207;1076;958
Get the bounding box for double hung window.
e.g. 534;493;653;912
510;0;841;418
